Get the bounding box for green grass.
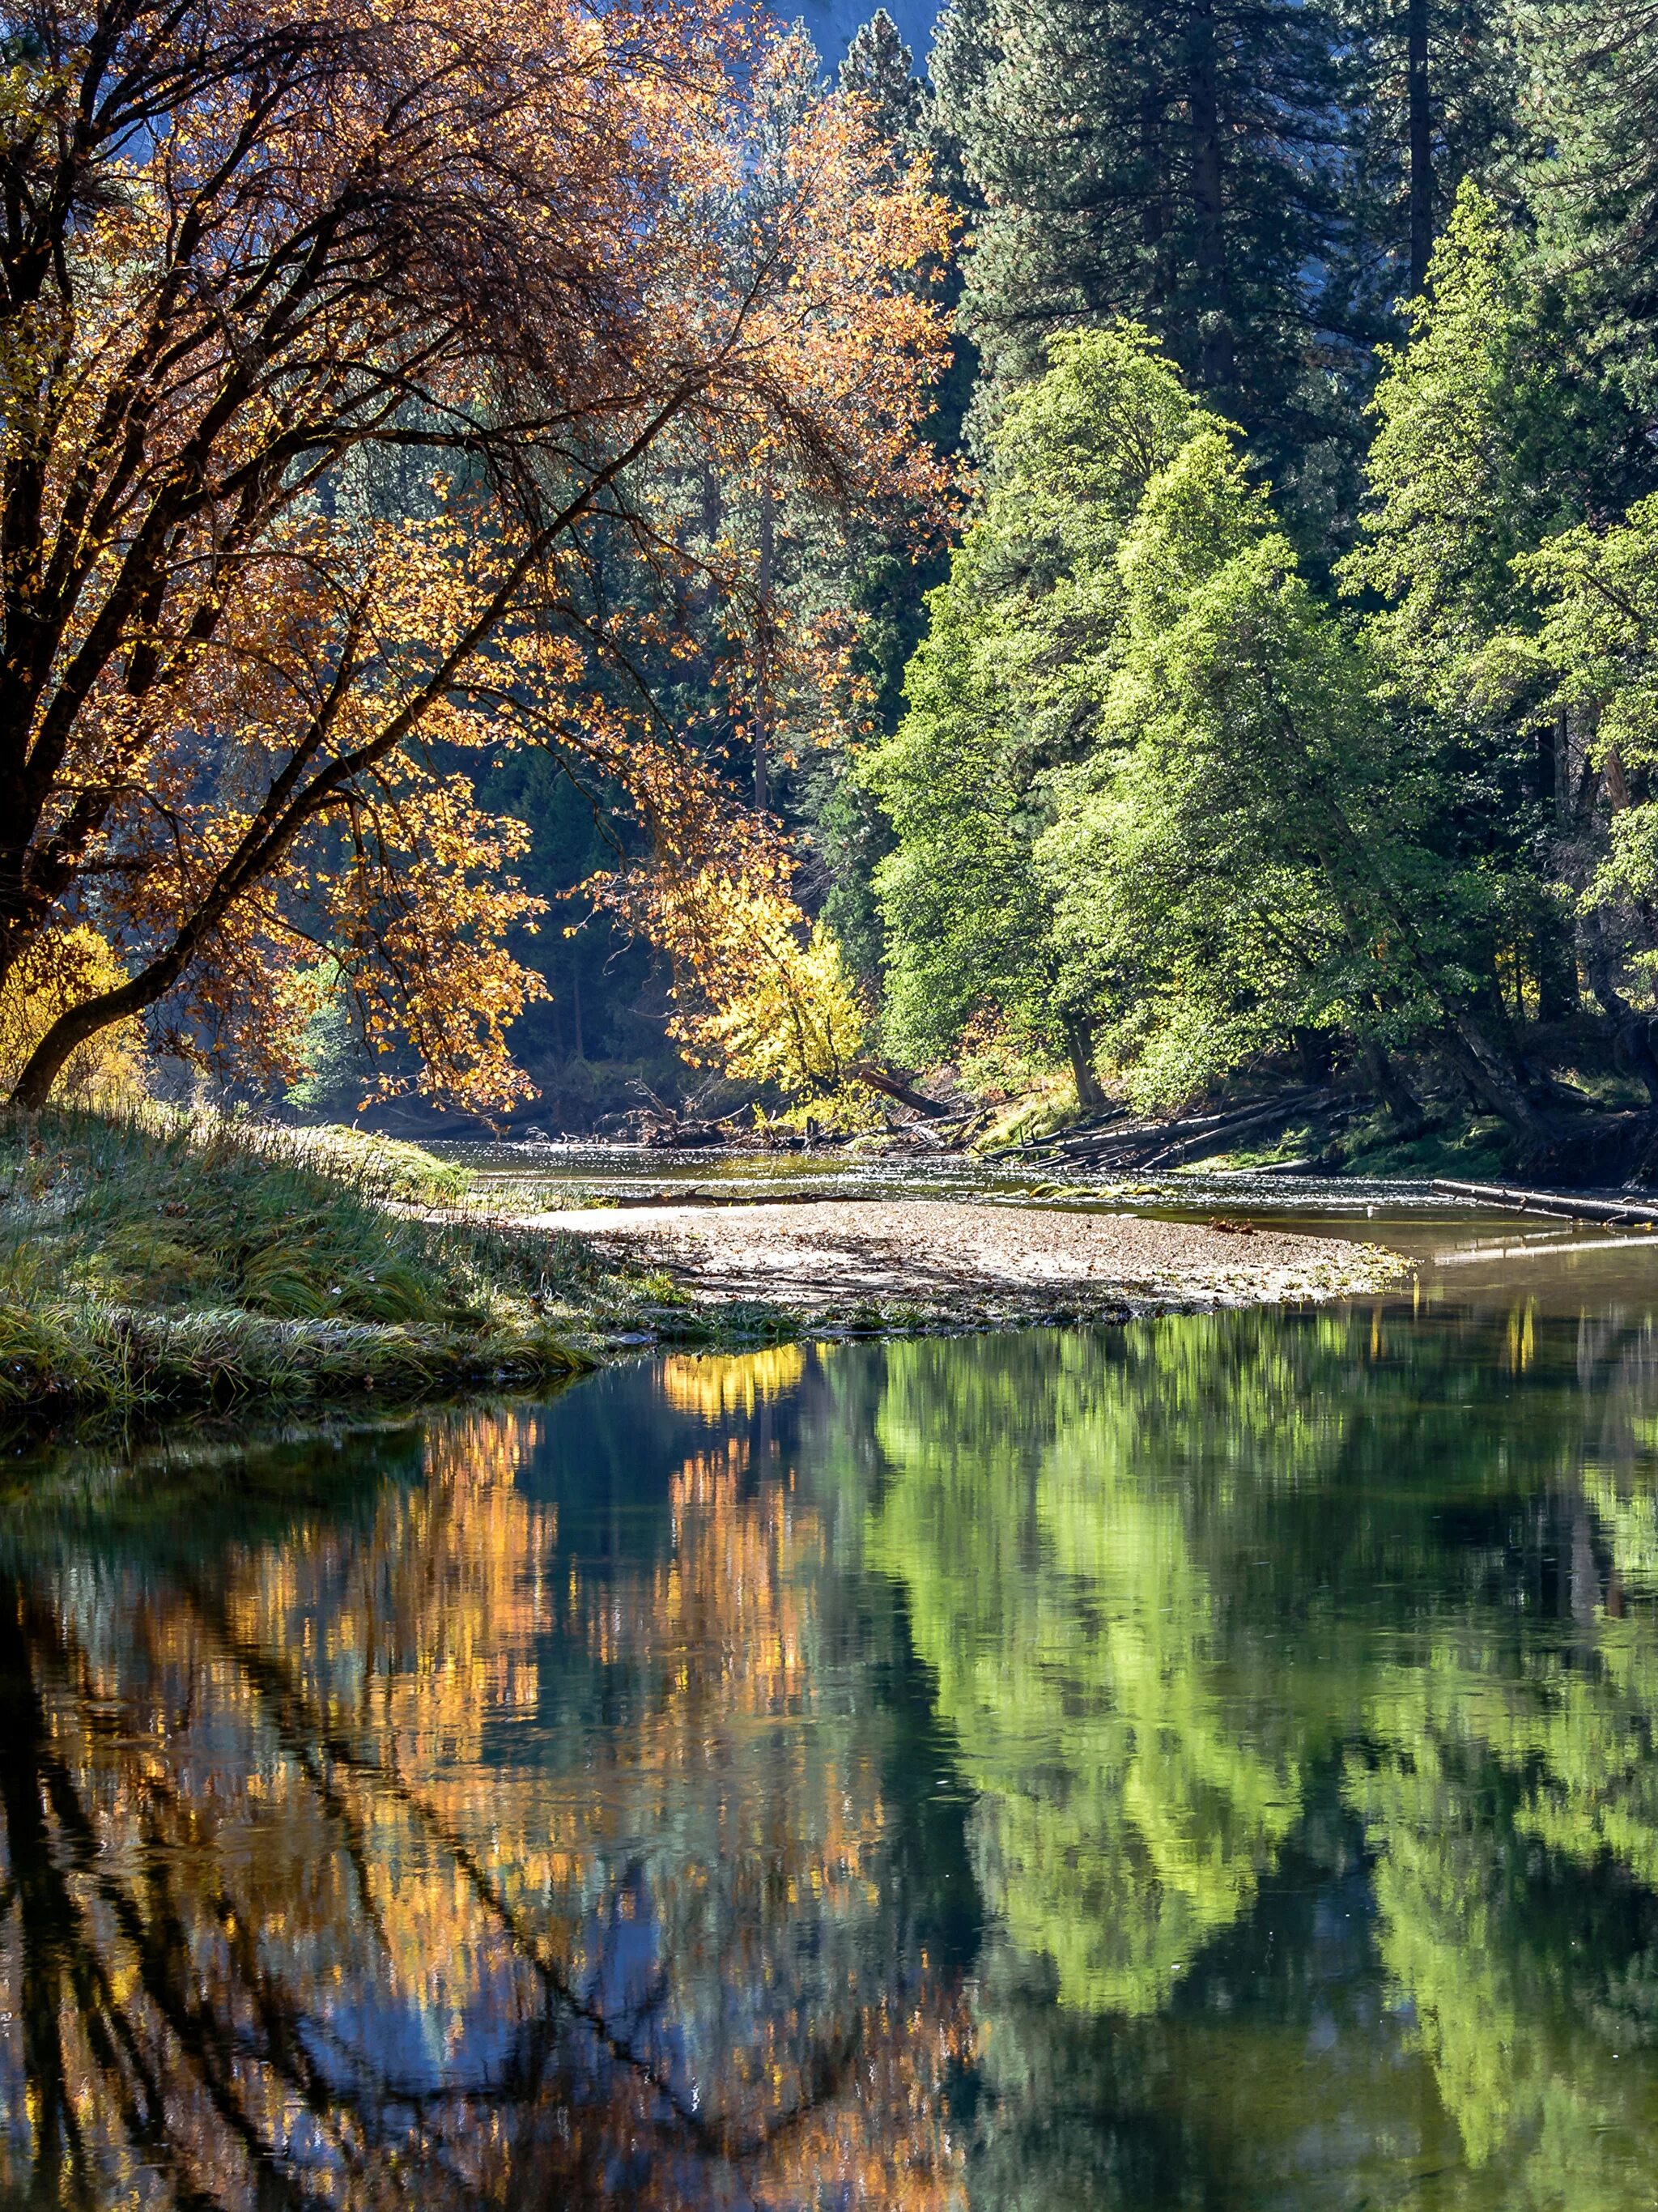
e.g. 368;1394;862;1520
1331;1105;1515;1182
0;1108;615;1424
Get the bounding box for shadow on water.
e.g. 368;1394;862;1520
6;1210;1658;2208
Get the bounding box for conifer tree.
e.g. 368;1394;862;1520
1331;0;1523;325
931;0;1346;479
838;7;929;149
1524;0;1658;410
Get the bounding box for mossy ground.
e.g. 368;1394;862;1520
1200;1106;1516;1181
0;1109;797;1428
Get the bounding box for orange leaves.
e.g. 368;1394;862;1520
0;0;953;1108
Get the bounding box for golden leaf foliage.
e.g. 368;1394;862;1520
0;0;951;1109
602;860;881;1127
0;925;142;1105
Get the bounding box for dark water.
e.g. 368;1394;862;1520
6;1218;1658;2208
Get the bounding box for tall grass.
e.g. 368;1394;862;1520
0;1107;596;1420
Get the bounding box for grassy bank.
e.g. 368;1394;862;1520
0;1109;729;1427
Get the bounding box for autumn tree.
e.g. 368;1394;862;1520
0;0;950;1111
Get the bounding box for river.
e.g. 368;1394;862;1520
4;1168;1658;2209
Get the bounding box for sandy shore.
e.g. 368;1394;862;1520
529;1197;1406;1328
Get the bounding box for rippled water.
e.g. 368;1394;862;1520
6;1206;1658;2208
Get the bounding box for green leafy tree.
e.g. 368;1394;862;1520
1520;491;1658;1109
1042;423;1539;1119
874;314;1551;1121
1345;180;1658;1059
865;326;1201;1093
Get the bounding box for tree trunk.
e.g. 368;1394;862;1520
1361;1041;1424;1132
1534;919;1579;1023
10;952;182;1108
1294;1026;1334;1084
1407;0;1433;295
1140;89;1174;310
1065;1019;1107;1112
1187;0;1232;390
852;1061;950;1117
1537;709;1562;818
1439;1011;1545;1133
1581;909;1658;1105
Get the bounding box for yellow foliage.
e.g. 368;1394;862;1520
640;866;882;1129
661;1344;808;1418
0;928;144;1107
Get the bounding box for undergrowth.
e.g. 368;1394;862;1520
1331;1107;1515;1182
0;1107;656;1423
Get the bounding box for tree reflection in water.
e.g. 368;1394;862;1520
6;1297;1658;2210
0;1397;971;2210
811;1305;1658;2210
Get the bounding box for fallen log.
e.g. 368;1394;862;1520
1137;1090;1330;1172
1039;1092;1328;1170
1013;1106;1132;1153
1021;1124;1201;1168
852;1063;952;1118
1431;1177;1658;1227
1018;1106;1230;1159
1205;1156;1320;1177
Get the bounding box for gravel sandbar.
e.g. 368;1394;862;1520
530;1197;1405;1326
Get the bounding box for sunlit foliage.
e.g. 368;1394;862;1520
0;0;950;1111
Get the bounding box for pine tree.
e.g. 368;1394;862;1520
838;7;928;148
1523;0;1658;411
931;0;1346;481
1329;0;1523;331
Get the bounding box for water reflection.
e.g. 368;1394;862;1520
0;1394;968;2210
5;1291;1658;2208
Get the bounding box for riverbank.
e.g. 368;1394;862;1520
0;1109;656;1426
1;1111;1408;1427
516;1195;1408;1327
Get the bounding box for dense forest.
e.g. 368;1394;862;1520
852;0;1658;1179
12;0;1658;1178
857;0;1658;1181
483;0;1658;1176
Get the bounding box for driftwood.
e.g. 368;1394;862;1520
1012;1107;1133;1158
1001;1087;1329;1173
1432;1177;1658;1227
1137;1090;1331;1172
852;1063;952;1118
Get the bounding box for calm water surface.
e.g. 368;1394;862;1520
6;1197;1658;2209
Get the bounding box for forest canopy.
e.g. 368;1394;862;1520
14;0;1658;1173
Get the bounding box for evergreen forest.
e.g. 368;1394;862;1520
15;0;1658;1180
841;0;1658;1180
